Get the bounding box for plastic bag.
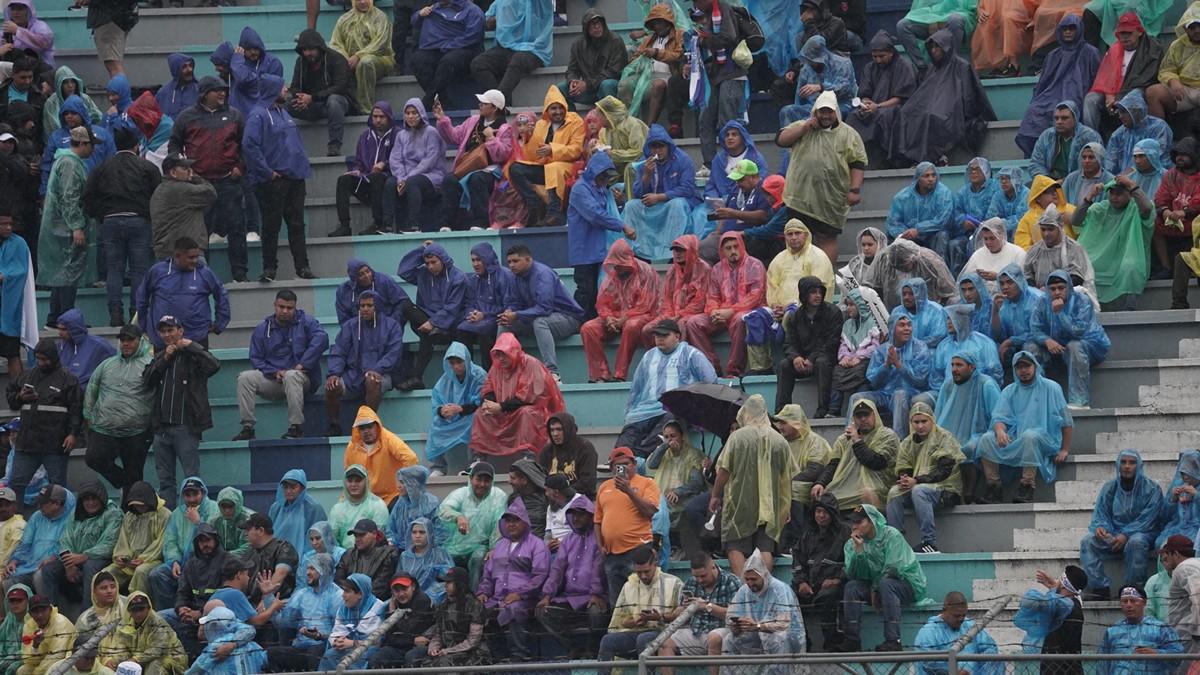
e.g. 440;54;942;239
618;55;658;119
732;40;753;67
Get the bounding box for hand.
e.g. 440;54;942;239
502;592;521;605
821;578;841;590
844;423;860;443
792;356;811;373
1055;448;1069;465
1051;295;1066;313
419;4;433;15
431;99;444;120
712;308;734;323
414;636;430;646
536;144;553;159
537;595;551;609
995;425;1011;448
482;126;495;140
365;370;383;384
257;570;281;595
901;228;919;240
62;434;76;452
898;475;916;490
1094;526;1109;541
2;20;19;33
713;207;735;220
62;553;88;567
1112;533;1128;552
1087;182;1105;201
850;532;865;552
18;387;36;402
708;495;721;514
847;190;861;207
1171;79;1187;102
72;229;86;247
1114;173;1137;191
623;225;637;240
293;92;312;109
588;595;607;611
641;193;667;207
810;484;825;500
795;582;813;597
615;472;632;494
0;44;11;58
457;516;470;534
1045;338;1065;355
178;338;193;348
332;636;350;650
480;400;501;414
427;645;443;657
772;305;786;320
395;180;407;195
418;321;434;334
498;309;517;326
887;345;900;367
235;45;245;55
666;490;679;505
569;79;587;97
214;643;236;661
348;55;360;69
799;84;821;98
466;310;483;323
785;70;796;83
325;375;342;392
547;537;560;552
979;269;997;281
185;505;201;524
1134;647;1158;655
172;561;182;577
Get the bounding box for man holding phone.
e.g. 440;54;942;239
598;544;682;663
4;339;81;504
594;447;660;606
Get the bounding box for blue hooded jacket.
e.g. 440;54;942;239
459;242;516;332
103;73;133;128
269;469;328;558
136;258;232;349
928;304;1002;393
1030;269;1111;362
249;308;330;393
329;290;405;389
385;465;444;549
243;73;311;187
335;258;409;326
631;124;698;203
210;41;234;72
486;0;553;66
953;157;998;226
886;162;955;240
413;0;485;51
865;313;931;400
55;308;116;388
1106;90;1173;175
510;260;585;322
229;27;285;117
397;243;469;330
567;152;626;266
995;263;1044;346
1089;450;1163;538
705;120;768;200
10;487;76;576
157;53;200;119
890;277;949;349
163;476;220;567
987;166;1030;237
40;95;115;195
276;552;341;648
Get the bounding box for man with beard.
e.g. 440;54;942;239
289;29;355;158
165;523;230;658
367;573;436;667
1159;139;1200;287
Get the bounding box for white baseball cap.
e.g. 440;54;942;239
0;133;13;143
475;89;506;111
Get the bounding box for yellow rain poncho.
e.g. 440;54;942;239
329;0;395;107
886;402;965;503
765;219;836;306
775;403;832;507
825;397;900;510
715;395;792;544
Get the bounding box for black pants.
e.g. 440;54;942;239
443;171;496;229
573;263;601;322
401;300;465;383
265;644;324;673
797;582;844;650
388;175;439;232
510;162;559;223
257;177;310;273
336;172;388;229
85;429;152;493
411;46;482;109
463;329;497;370
391;0;417;71
776;352;834;415
470;46;543;102
1173;253;1198;309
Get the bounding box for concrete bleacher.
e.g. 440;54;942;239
28;0;1200;652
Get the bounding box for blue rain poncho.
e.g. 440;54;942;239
779;35;857;126
300;521;346;572
704;120;768;201
1132;138;1166;197
914;615;1002;675
335;258;409;326
1062;142;1113;205
486;0;553;66
1157;451;1200;549
890;278;949;349
0;231;31;347
399;517;453;603
977;351;1073;483
928;304;1002;393
1106;90;1173;175
745;0;801;76
886;162;955;241
626;124;699;262
995;264;1045;346
10;488;75;576
935;350;1002;460
55;308;116;387
1014;587;1076;652
1016;15;1101;156
162;476;219;567
185;609;266;675
625;340;717;423
725;550;806;658
427;342;485;461
1099;616;1185;674
987;167;1030;236
275;553;342;648
320;573;385;669
864;313;932;401
1028;101;1103;179
386;465;443;550
1086;450;1163;542
953;157;998;226
957;271;995;336
268;469;328;559
1031;270;1111;363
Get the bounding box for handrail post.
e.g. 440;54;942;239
336;607;409;674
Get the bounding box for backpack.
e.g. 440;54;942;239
730;6;766;53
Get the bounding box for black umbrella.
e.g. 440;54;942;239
658;382;746;442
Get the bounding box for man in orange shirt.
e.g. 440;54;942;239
594;446;660;605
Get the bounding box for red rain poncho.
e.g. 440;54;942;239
470;332;566;457
704;232;767;314
660;235;711;319
595;239;661;320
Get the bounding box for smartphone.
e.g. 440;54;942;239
615;465;626;478
3;33;13;44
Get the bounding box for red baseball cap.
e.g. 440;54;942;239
609;447;635;463
1115;11;1143;34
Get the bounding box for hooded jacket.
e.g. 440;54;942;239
54;309;116;388
43;66;105;143
174;522;230;612
350;101;396;176
229;27;285;117
329;465;390;549
844;504;928;600
58;479;120;560
103;73;133;127
887;161;955;240
595;238;661;321
414;0;485;51
149;173;219;259
291;29;356;108
269;468;328;558
507;456;548;538
6;339;82;454
329;293;405;390
1089;449;1163;540
243;73;312;187
478;498;550;625
632;124;698;203
111;482;170;568
397;243;469;330
19;603;75;675
866;313;932;399
428;341;485;461
385;464;443;549
661;234;711;318
141;332;221;434
40;95;116;196
343;406;419;504
706;120;769;200
157;53;200;119
388;97;445;186
1030;269;1111;362
510;259;586;321
136;258;231;348
3;0;54;65
163;476;220;567
567;152;627;265
117;592;188;672
460;242;517;331
1015;175;1077;249
520;86;585;169
995;264;1046;346
128;91;174;158
767;222;836;305
567;9;629;91
782;276;843;363
929;304;1002;393
793;492;849;587
335;258;409;326
276;552;341;648
542;495;603;607
248;307;329;393
167;76;245;180
208;486;251;556
8;487;75;576
593;96;647;170
210;41;234;73
1106;89;1174;175
333;531;400;601
891;277;950;349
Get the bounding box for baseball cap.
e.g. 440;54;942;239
28;595;50;610
6;586;27;600
157;315;182;329
238;512;273;530
0;487;15;503
345;465;367;479
181;478;204;493
852;401;874;416
544;473;570;491
651;318;681;335
220;557;256;578
390;575;415;589
69;126;92;144
476;89;506;111
34;485;67;505
162;153;196;173
353;415;378;429
469;461;495;479
117;324;143;341
348;518;379;535
199;607;235;624
609;446;635;463
0;133;14;143
126;594;150;609
726;158;760;181
438;567;465;582
1115;11;1142;33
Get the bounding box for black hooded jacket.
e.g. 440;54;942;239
791;492;849;588
566;10;629;91
537;412;598;498
782;277;844;364
6;338;82;454
175;522;230;612
291;29;357;110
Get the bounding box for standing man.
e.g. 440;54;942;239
594;447;660;605
234;289;329;441
156;53;199;119
150;154;217;261
3;339;81;501
39;126;93;328
290;29;355;158
691;0;749;167
1162;535;1200;654
143;315;221;509
77;0;139;77
83;323;153;496
137;236;231;350
82;125;160;327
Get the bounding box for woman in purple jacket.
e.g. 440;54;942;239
385;97;446;232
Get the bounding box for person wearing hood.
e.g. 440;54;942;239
1079;450;1164;600
136;236;230;350
411;566;489;666
141;314;220;509
682;231;766;377
0;0;53;66
427;343;485;476
329;465;389;549
40;93;114;198
55;309;115;387
1147;5;1200;119
992;263;1044;361
895;0;972;71
780;35;857;127
156;54;199;120
438;461;507;583
777;92;867;265
42;66;103;144
325;292;404;431
333;518;399;602
976;351;1074;504
644;235;711;344
152;478;220;608
1099;584;1185;672
1160;138;1200;284
476;497;550;659
1062;142;1114;204
341;406;418;504
883;402;965;554
1106;90;1173;177
645;418;705;538
961;218;1026;293
987;166;1031;235
165;524;228;659
721;549;806;662
841;504;927;652
599;543;682;661
332;102;395;237
268;552;341;672
101;481;169;595
469;0;553;102
1016;176;1078;250
410;0;485;110
580;238;658;382
850;313;932;438
19;594;76;675
869;238;960;313
234;289;329;441
1072;175;1155;308
472;330;567;457
103;74;132;127
1084;12;1165;131
624;124;698;262
914;592;1001;674
1130;138;1167;198
166;77;248;280
831;287;888;416
0;584;30;674
4;339;81;499
814;395;900;512
887;163;956;262
558;10;627;110
792;493;849;650
898;29;996;167
396;242;469;390
329;0;394;111
569;154;637;319
705;121;768;206
1022;207;1098;301
185;606;266;675
432;91;512;232
335;258;408;327
511;86;585;227
505;457;547;536
399;518;452;602
126;92;173;170
301;521;346;570
208;487;251;557
591;96;647;182
266;469;328;562
117;592;187;674
228;27;284;118
39;124;96;327
73;571;128;667
1030;268;1110;407
539;412;599;498
1017;15;1101;155
33;480;119;611
1156;453;1200;555
922;303;1002;400
837;227;886;295
948;157;998;268
290;29;355;158
384;97;445;233
149;154;217;260
537;495;605;657
772;273;842;416
3;486;73;590
848;31;917;166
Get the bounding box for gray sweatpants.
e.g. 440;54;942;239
237;369;311;427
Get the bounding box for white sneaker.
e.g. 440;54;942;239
428;469;445;478
1067;403;1089;411
439;227;451;232
551;372;562;384
246;232;261;243
208;233;227;245
469;226;484;231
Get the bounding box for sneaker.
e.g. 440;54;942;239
439;226;452;232
232;273;249;283
428;469;445;478
833;641;861;653
551;372;562;384
327;423;343;437
246;232;261;243
282;424;304;439
232;425;255;441
874;640;903;652
1067;403;1089;411
328;225;352;237
109;308;125;328
258;269;276;283
209;233;227;245
554;11;568;25
396;376;424;392
295;268;316;280
327;142;342;157
458;460;480;477
915;542;939;554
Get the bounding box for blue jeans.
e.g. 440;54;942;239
1079;530;1154;590
555;79;619;110
603;551;635;607
8;450;68;511
149;563;179;615
153;425;200;509
931;230;972;278
885;485;946;546
100;215;152;313
842;577;915;644
205;177;248;278
497;312;582;375
598;630;658;662
33;555;109;611
848;389;913;438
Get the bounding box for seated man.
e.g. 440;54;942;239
1104;90;1173;177
234;289;329;441
841;505;928;652
470;0;553;103
1017;177;1077;250
947;157;998;275
19;595;76;674
365;572;436;668
55;309;115;387
896;0;971;72
1062;143;1112;204
722;549;806;658
476;498;550;661
780;35;857;126
506;457;548;538
290;29;355;158
892;278;949;349
914;591;1000;672
987;167;1031;236
334;518;400;601
1146;12;1200;121
709;160;774;263
646;236;711;344
1015;13;1101;155
33;480;119;611
848;31;918;167
792;493;848;651
471;332;565;459
1023;206;1097;298
327;466;388;550
458;242;516;367
884;402;965;554
773;275;842;416
240;512;301;609
343;407;418;505
1079;450;1164;601
149;477;219;612
438;462;508;582
995;264;1046;364
1030;270;1111;408
335;259;408;327
976;351;1073;504
317;573;387;670
593;97;647;181
537;496;605;658
325;291;404;434
509;87;583;227
886;163;955;270
102;481;171;596
624;125;699;262
580;239;659;383
656;554;737;668
1073;176;1156;308
386;466;441;551
557;10;627;109
1084;13;1164;131
935;353;1002;502
598;544;682;661
497;245;585;380
922;304;1002;403
1099;584;1185;666
331;106;396;236
849;315;931;438
166;524;230;660
409;0;485;110
1029;102;1103;181
396;243;469;391
137;237;230;349
813;399;900;511
427;343;486;476
329;0;395;111
682;232;766;377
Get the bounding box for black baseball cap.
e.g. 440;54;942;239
652;319;681;335
238;513;273;530
348;518;379;535
162;153;196;173
117;324;143;341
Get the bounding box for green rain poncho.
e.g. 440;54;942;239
648;421;706;529
844;504;928;602
1085;0;1176;48
60;481;122;561
886;402;965;503
0;583;30;675
715;394;793;544
39;147;96;288
775;403;832;506
208;486;252;557
1074;179;1155;303
438;481;508;558
825;397;900;511
83;336;153;437
594;95;648;175
42;66;105;143
328;464;390;549
902;0;978;34
328;0;395;107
